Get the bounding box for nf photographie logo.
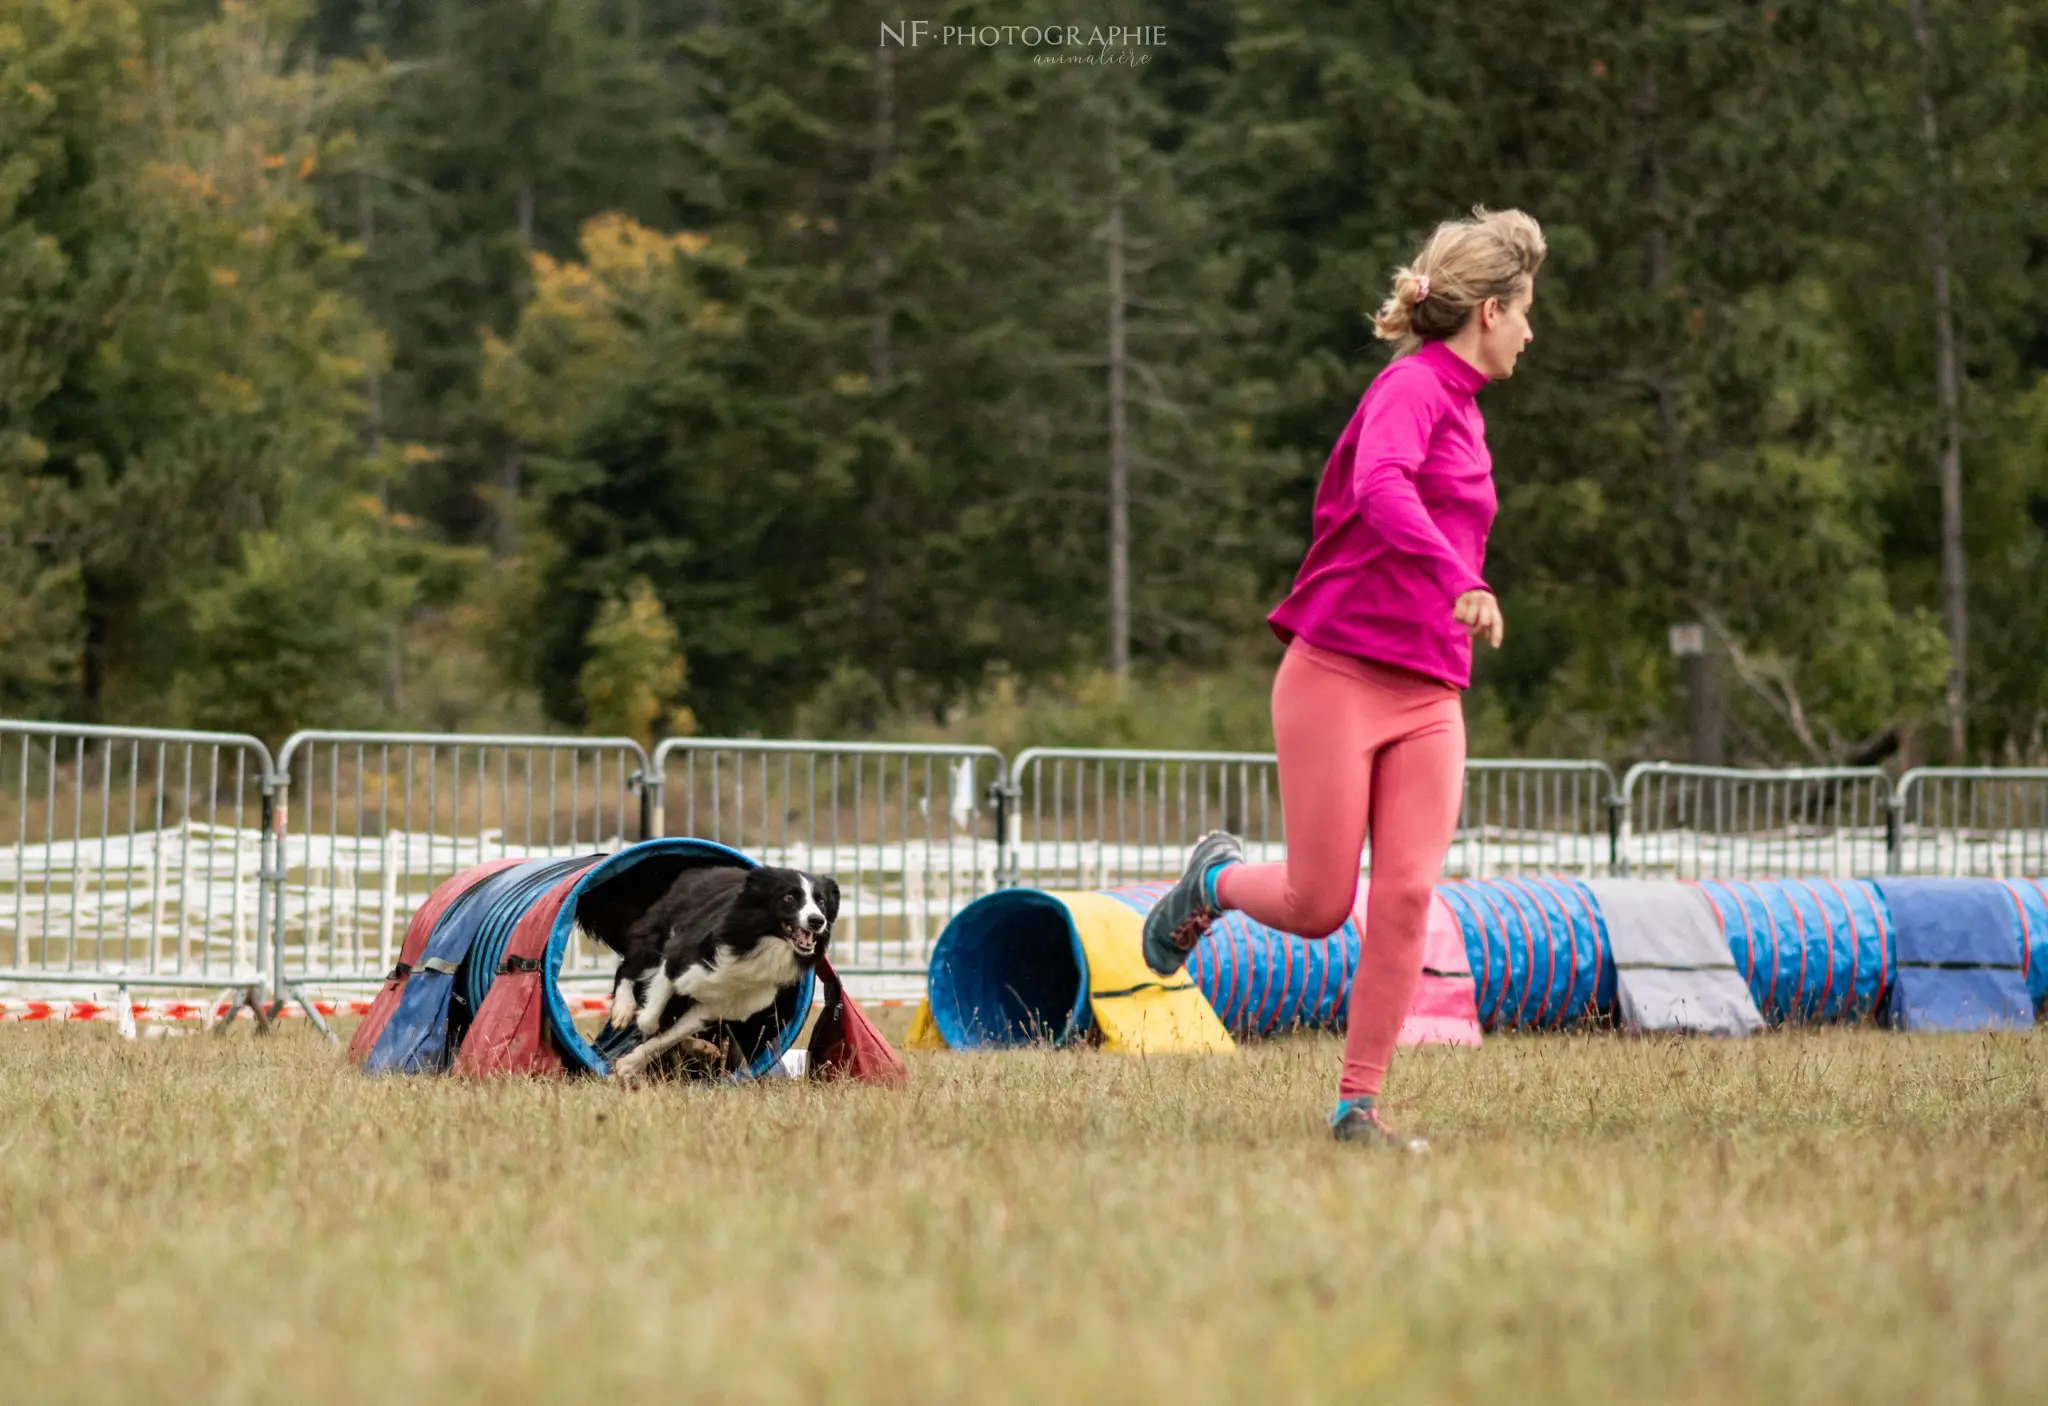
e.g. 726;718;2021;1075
879;22;1167;60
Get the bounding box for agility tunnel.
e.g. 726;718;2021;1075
917;874;2045;1050
354;837;904;1083
914;880;1482;1051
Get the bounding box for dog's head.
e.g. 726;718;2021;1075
737;866;838;965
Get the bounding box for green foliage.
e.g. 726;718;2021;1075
578;577;694;748
1;0;399;725
3;0;2046;763
172;504;409;741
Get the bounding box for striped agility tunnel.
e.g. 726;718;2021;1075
914;875;2046;1051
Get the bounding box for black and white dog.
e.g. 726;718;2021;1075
594;865;837;1081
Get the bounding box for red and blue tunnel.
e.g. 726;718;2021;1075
349;838;853;1081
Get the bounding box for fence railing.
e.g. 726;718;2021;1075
1004;749;1622;889
0;722;274;1018
647;738;1008;974
269;731;653;1031
1617;763;1894;879
1003;747;1277;891
1454;760;1619;878
1893;767;2048;878
5;719;2048;1028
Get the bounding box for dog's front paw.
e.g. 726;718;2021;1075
609;1048;649;1082
605;984;638;1032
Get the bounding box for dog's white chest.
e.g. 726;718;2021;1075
676;940;800;1020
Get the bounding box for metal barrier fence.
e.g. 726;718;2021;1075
647;739;1008;975
0;722;273;1020
1893;768;2048;878
270;731;652;1030
1618;764;1893;879
7;718;2048;1028
1004;749;1622;889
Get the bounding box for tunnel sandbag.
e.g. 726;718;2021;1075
1398;887;1484;1047
1695;879;1890;1024
348;858;526;1064
552;839;816;1081
1584;880;1763;1037
366;858;590;1075
2002;880;2048;1014
1872;879;2034;1032
923;887;1233;1053
807;954;911;1084
1438;877;1611;1029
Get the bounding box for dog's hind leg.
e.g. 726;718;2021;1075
610;1005;710;1082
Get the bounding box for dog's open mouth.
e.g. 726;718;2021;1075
789;928;820;957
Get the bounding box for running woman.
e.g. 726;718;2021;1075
1142;207;1545;1149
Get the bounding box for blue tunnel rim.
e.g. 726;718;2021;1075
542;837;816;1079
927;888;1092;1050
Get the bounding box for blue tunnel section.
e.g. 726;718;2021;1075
925;889;1091;1049
1438;877;1611;1029
1695;879;1891;1024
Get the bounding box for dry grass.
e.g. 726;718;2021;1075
1;1022;2043;1405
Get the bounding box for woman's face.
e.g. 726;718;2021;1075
1476;282;1535;379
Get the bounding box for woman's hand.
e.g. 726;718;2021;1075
1453;590;1505;648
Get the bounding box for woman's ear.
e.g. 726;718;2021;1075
1480;295;1501;330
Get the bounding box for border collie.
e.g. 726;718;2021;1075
595;865;837;1081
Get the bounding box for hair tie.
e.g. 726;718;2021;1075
1415;274;1431;304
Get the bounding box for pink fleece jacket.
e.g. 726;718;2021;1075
1267;339;1497;689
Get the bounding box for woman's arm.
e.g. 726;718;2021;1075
1351;370;1490;602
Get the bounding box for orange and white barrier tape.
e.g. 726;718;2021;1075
1;982;925;1028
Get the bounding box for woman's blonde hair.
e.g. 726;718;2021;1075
1371;206;1547;355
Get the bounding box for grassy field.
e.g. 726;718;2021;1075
1;1021;2043;1405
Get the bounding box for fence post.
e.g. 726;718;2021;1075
1886;782;1904;876
1610;775;1632;878
637;765;665;841
260;771;283;1014
989;770;1014;889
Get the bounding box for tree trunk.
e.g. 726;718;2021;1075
1907;0;1968;763
1106;107;1131;679
1638;50;1721;765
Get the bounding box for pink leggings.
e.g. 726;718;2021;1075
1214;639;1465;1097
